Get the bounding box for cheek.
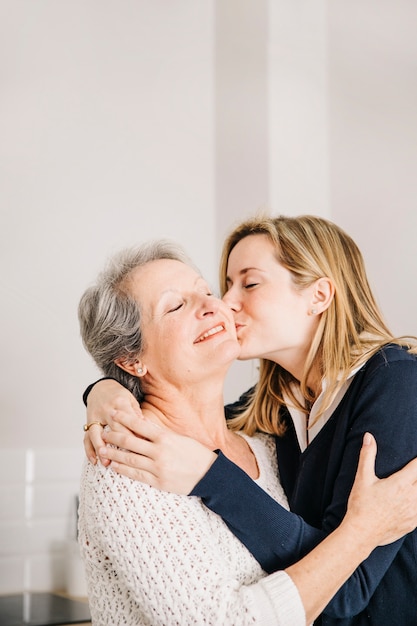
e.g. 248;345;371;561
247;293;282;324
151;321;184;352
241;293;264;316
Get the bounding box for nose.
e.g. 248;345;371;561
222;287;241;312
196;293;220;317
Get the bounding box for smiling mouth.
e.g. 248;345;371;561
194;324;225;343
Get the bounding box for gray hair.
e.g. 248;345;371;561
78;240;195;399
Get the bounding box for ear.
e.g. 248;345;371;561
114;359;147;378
310;277;334;314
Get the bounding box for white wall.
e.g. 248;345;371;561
328;0;417;334
215;0;269;402
0;0;220;595
0;1;216;449
268;0;330;216
267;0;417;333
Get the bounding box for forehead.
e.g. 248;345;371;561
127;259;201;300
227;234;276;269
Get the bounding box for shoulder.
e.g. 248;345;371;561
241;431;276;462
362;343;417;374
240;433;289;510
376;343;416;362
79;460;147;512
347;344;417;406
79;461;217;545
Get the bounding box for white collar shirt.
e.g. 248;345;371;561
284;366;362;452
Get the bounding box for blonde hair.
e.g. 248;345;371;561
220;214;417;436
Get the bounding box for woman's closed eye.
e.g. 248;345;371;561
167;302;184;313
244;282;259;289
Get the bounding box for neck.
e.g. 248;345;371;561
140;377;259;479
306;370;322;398
141;379;230;449
271;350;322;398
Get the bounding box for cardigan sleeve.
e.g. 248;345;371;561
190;451;325;570
191;349;417;618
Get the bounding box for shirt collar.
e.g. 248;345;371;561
284;366;361;452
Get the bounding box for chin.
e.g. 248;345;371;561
237;352;255;361
235;338;256;360
219;341;241;362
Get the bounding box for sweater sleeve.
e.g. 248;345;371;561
247;571;306;626
191;350;417;618
79;461;306;626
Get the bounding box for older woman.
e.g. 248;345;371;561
78;239;417;626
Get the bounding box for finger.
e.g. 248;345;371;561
100;433;155;459
86;423;110;466
89;425;106;448
110;462;158;487
110;392;142;416
83;424;108;460
104;417;162;444
83;434;97;465
128;393;143;414
106;413;136;433
355;432;377;486
109;404;148;432
99;445;156;475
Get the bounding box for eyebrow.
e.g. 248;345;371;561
151;276;207;317
159;275;207;297
225;267;264;282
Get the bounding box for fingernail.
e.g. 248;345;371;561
99;447;108;456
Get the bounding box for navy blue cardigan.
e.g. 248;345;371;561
190;345;417;625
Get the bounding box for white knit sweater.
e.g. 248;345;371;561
78;433;305;625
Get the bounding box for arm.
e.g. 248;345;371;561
194;355;417;617
97;418;323;566
261;432;417;625
79;432;417;626
98;355;417;618
317;355;417;615
285;430;417;623
82;379;251;464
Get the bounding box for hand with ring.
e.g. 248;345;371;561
83;379;143;466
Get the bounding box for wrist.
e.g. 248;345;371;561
83;377;117;406
337;515;375;560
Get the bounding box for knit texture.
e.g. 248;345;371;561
79;433;299;625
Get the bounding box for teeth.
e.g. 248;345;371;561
195;325;224;343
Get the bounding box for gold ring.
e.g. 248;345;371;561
83;421;105;432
